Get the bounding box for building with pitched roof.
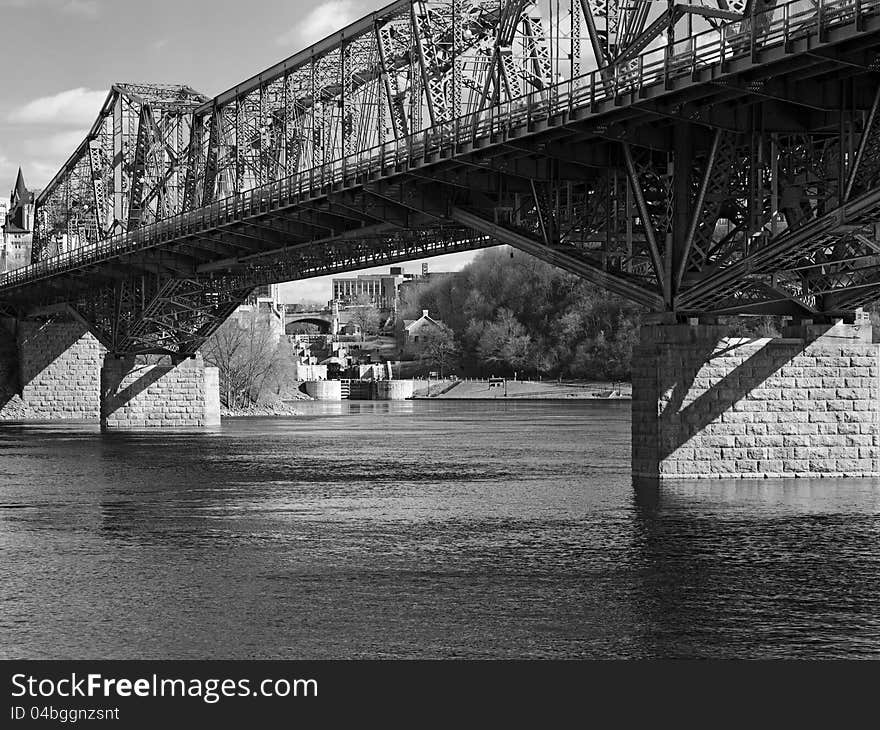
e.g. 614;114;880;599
1;169;37;272
400;310;447;352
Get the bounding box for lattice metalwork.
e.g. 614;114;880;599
70;275;253;356
32;84;208;262
17;0;880;355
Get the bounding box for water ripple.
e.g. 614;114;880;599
1;401;879;659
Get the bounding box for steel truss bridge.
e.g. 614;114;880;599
3;0;880;355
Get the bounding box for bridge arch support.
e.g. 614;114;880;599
286;316;333;335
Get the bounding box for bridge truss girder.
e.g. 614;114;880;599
14;1;880;357
32;84;209;263
16;0;752;354
190;0;564;206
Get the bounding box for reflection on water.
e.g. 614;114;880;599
285;400;419;417
1;401;879;659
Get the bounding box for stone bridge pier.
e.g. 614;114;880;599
0;317;220;429
632;316;880;481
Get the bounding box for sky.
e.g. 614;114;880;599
0;0;485;302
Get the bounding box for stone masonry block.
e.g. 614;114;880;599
100;354;218;431
633;322;880;480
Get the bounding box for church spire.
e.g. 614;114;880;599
12;167;28;206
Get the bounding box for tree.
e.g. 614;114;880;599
202;311;287;409
418;323;459;377
395;247;647;380
475;308;532;374
347;293;381;341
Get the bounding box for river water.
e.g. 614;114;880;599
2;400;880;659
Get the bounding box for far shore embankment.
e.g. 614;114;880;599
412;379;631;400
219;379;631;414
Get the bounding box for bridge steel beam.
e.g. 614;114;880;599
9;0;880;450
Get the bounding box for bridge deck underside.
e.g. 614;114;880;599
5;1;880;354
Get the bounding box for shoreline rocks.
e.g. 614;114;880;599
221;401;301;417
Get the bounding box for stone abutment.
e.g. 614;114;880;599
0;317;219;429
632;319;880;480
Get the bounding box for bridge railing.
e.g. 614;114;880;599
3;0;878;292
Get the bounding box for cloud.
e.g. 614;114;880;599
0;139;78;191
7;88;107;126
0;0;99;14
22;161;61;189
276;0;362;48
3;89;104;189
62;0;98;16
0;147;14;196
0;145;58;192
23;130;85;159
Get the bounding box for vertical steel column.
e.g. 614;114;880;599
669;121;693;304
112;92;125;231
235;97;243;194
183;113;204;211
202;107;221;205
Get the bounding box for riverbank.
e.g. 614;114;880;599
413;379;632;400
221;384;315;416
221;401;301;417
220;380;631;410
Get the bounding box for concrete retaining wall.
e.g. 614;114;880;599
633;321;880;480
304;380;342;400
376;380;414;400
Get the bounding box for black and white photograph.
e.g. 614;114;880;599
1;0;879;721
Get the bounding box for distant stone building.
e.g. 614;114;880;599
331;266;417;309
1;169;37;273
400;310;447;351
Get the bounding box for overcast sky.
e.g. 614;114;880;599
0;0;484;302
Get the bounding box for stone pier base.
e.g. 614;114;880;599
101;355;221;430
632;320;880;480
0;318;104;421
